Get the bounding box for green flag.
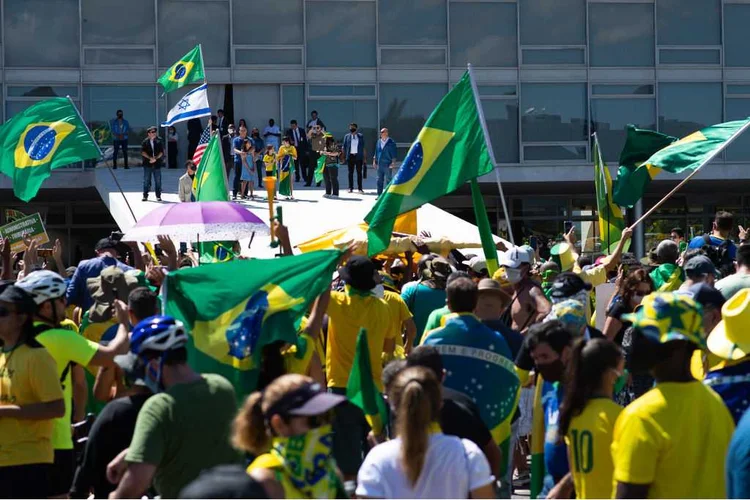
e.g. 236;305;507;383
193;132;231;263
0;98;100;202
364;71;494;256
346;329;389;436
157;45;205;94
279;156;294;197
470;179;499;275
164;250;342;398
593;134;627;255
314;154;326;184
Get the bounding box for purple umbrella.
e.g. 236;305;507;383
121;201;269;243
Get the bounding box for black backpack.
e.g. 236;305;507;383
702;234;734;278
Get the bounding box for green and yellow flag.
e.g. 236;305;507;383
164;250;342;398
314;155;326;185
470;179;499;275
157;45;205;94
365;71;495;256
279;156;294;197
346;329;389;436
593;134;627;255
0;98;100;202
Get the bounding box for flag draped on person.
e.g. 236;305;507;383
0;98;100;202
314;155;326;185
364;71;495;256
161;84;211;127
279;156;294;197
157;44;205;94
164;250;343;398
346;329;389;436
470;179;499;275
593;133;627;255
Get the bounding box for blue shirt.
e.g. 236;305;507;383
400;282;447;344
688;234;737;260
342;132;365;159
110;118;130;141
541;381;569;483
422;314;519;440
232;136;247;163
65;256;134;310
726;408;750;498
704;359;750;424
375;137;397;167
250;137;264;161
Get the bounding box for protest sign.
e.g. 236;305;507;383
595;282;617;331
0;212;50;252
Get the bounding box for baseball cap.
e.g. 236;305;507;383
338;256;376;291
264;381;346;419
549;272;592;299
462;255;488;274
95;237;122;252
427;257;452;280
0;283;37;314
688;283;726;311
549;299;586;336
499;246;533;269
707;288;750;360
113;352;147;388
684;255;718;279
622;292;705;348
179;464;267;499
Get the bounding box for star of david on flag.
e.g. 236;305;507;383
162;84;211;127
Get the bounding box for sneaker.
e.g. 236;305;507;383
142;197;148;202
358;189;365;194
232;195;238;200
348;188;353;193
156;197;162;202
322;194;330;198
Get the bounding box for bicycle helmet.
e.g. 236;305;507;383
16;270;67;305
130;315;188;356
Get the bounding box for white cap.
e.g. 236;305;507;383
499;246;533;268
462;255;488;273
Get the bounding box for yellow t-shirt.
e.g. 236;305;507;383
35;325;98;450
282;333;316;376
383;290;412;359
263;153;276;175
611;381;734;498
276;145;297;162
564;398;622;499
326;290;396;391
0;344;64;466
579;265;607;323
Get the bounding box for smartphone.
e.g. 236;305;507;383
179;242;188;255
37;248;53;257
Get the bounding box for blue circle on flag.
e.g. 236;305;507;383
174;63;187;80
24;125;57;161
391;142;423;185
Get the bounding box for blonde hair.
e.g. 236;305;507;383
232;373;312;454
389;366;441;486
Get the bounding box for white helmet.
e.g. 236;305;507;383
16;270;67;305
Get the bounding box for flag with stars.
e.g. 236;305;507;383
164;249;343;399
162;83;211;127
157;44;205;94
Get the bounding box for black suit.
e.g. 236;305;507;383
287;126;310;184
217;116;228;136
141;138;164;199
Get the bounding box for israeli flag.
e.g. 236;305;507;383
162;83;211;127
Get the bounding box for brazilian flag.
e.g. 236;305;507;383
346;329;388;436
0;98;100;202
593;133;627;255
314;154;326;184
164;250;343;399
279;155;294;197
158;45;205;94
365;71;495;256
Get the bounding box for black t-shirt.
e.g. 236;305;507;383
440;387;492;450
606;297;632;345
70;393;152;499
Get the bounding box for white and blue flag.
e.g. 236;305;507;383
162;83;211;127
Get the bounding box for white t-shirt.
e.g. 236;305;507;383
350;133;360;154
356;433;493;499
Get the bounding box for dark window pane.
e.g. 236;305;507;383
379;83;448;143
5;0;79;67
726;99;750;160
232;0;303;45
305;100;377;146
282;85;304;129
482;99;519;164
524;145;586;161
659;49;720;65
83;86;157;147
309;85;376;97
82;0;155;44
724;4;750;67
728;85;750;96
380;48;446;65
479;85;517;97
592;84;654;96
520;0;585;45
521;83;587;142
7;86;78;98
158;0;230;67
379;0;446;45
590;3;654;67
306;2;376;67
449;2;517;67
84;48;154;65
592;98;656;161
657;0;720;46
235;49;302;65
658;83;722;138
522;48;585;65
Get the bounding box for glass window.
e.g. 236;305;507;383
7;86;78;98
158;0;230;67
379;83;448;143
589;3;654;67
592;99;656;161
728;85;750;96
231;0;303;45
82;0;156;44
524;145;586;161
659;49;720;65
6;101;76;119
522;49;585;65
379;0;446;45
309;85;376;97
5;0;79;67
482;99;519;164
306;2;376;67
521;83;587;142
658;83;722;138
449;2;517;67
84;49;154;65
724;4;750;67
479;85;517;97
235;49;302;65
83;86;157;147
380;48;446;65
306;100;378;146
282;85;305;128
519;0;585;45
592;84;654;96
657;0;720;46
726;98;750;161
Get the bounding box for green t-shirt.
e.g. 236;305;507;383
126;374;241;498
716;273;750;300
422;305;451;339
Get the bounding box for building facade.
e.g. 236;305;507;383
2;0;750;256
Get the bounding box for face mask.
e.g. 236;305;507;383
271;424;337;498
504;267;523;284
536;358;565;382
372;284;385;299
143;359;164;394
350;128;357;133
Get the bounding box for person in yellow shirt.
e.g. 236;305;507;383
0;283;65;498
382;288;417;358
555;338;624;499
263;144;277;198
611;293;735;499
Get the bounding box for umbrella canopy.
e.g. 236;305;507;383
121;201;269;243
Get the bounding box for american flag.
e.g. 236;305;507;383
192;125;212;166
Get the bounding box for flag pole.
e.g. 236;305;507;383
199;44;207;84
67;96;138;225
467;64;514;245
629;119;750;230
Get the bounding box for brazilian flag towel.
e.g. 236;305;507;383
164;250;342;398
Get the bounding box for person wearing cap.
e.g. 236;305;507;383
474;278;522;358
234;374;347;498
141;126;164;202
463;255;489;281
679;254;717;291
66;236;134;311
0;284;65;498
649;239;685;292
373;127;397;196
717;243;750;300
402;256;451;344
324;255;397;480
539;260;560;300
611;293;734;499
499;246;551;331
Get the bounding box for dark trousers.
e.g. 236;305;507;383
167;142;177;169
347;155;363;191
0;463;53;498
309;151;321;186
324;164;339;196
113;140;128;168
143;166;162;198
187;140;198;160
256;159;264;187
295;148;307;182
329;388;369;476
233;161;242;197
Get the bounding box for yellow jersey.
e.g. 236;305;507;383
383;290;412;359
564;398;622;499
612;381;734;498
263;153;276;174
282;333;316;376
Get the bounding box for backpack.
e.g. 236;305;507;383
702;234;734;278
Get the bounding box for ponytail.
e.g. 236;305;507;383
557;338;588;439
232;391;269;454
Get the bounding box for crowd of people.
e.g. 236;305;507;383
3;205;750;499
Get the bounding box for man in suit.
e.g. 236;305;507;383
141;126;164;202
287;120;310;184
216;109;228;136
342;122;366;194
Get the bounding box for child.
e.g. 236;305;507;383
276;137;297;200
240;142;256;200
263;144;277;199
